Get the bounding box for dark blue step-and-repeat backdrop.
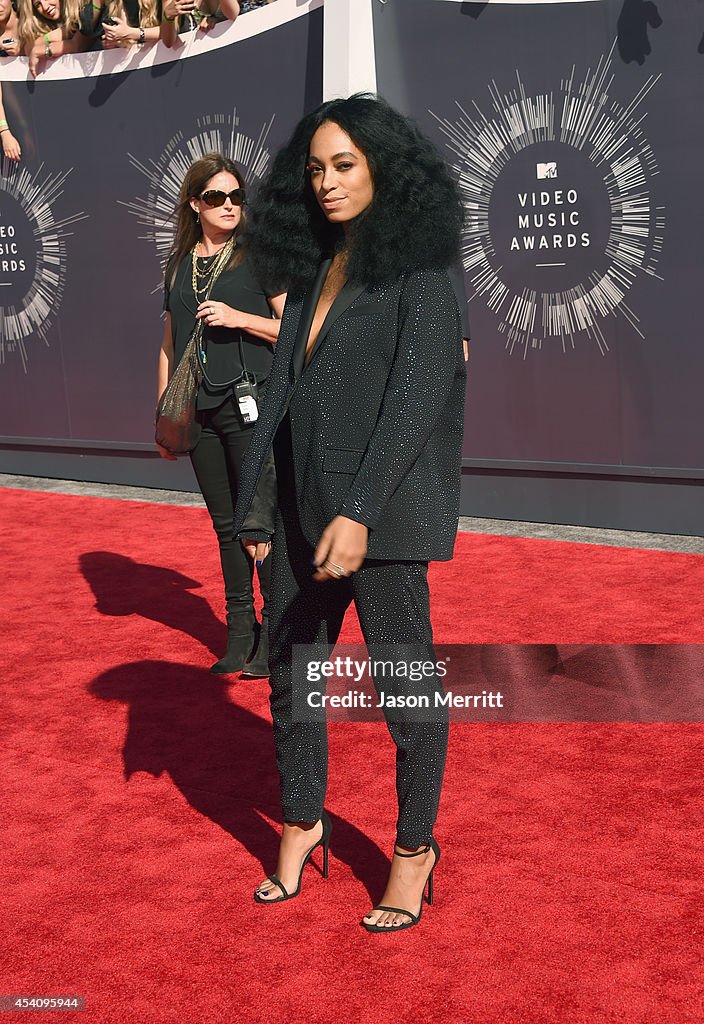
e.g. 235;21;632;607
0;2;323;488
374;0;704;532
1;0;703;530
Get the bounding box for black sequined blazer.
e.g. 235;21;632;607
233;259;466;562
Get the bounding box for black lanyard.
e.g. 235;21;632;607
196;333;254;390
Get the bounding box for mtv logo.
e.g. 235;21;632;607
537;162;558;179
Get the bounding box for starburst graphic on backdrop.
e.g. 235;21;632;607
0;162;86;373
119;109;275;288
431;41;665;356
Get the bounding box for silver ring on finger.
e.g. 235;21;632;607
325;561;347;577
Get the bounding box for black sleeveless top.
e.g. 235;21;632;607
164;252;276;411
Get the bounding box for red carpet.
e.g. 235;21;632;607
2;486;703;1023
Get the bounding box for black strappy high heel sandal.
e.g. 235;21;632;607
253;810;332;904
362;837;440;932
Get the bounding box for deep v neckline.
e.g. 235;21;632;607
304;260;347;367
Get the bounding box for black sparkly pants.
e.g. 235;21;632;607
267;496;449;849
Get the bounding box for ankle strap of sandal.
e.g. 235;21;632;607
394;842;432;857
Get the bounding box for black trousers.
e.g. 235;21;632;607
268;469;449;848
190;397;270;620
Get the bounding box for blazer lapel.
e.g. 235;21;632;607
291;258;332;382
302;279;368;373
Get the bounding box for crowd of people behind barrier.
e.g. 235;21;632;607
0;0;276;84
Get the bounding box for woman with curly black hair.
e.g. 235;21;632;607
233;94;467;932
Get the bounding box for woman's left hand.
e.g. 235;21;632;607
313;515;368;582
197;301;246;329
28;41;46;78
102;16;134;45
241;539;272;563
1;130;21;161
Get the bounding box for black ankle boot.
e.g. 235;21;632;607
211;610;255;675
241;619;269;678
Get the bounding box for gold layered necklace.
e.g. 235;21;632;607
191;237;234;303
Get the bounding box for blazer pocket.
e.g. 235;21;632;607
323;447;365;474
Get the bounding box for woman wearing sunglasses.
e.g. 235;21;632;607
233;95;466;931
158;152;285;677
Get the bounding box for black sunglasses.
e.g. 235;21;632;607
199;188;246;208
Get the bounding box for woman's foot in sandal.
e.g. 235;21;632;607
254;812;331;904
362;838;440;932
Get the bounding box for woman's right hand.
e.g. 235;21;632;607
157;442;177;461
163;0;196;19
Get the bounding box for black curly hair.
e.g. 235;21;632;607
248;93;464;295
